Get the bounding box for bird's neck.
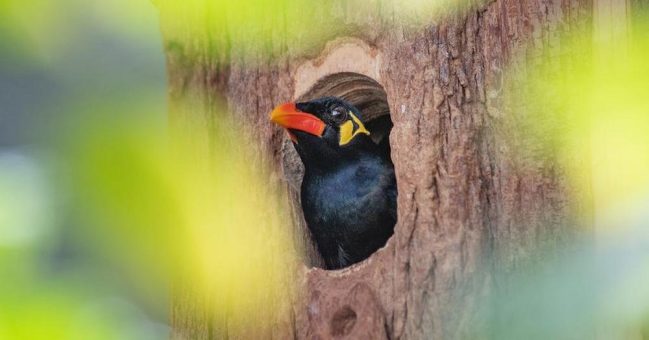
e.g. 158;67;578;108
302;141;383;175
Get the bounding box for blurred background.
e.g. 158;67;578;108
0;1;299;338
0;0;169;338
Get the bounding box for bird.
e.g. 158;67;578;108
270;97;396;269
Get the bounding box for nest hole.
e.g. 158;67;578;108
281;72;394;269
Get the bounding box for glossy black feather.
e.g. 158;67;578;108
291;97;396;269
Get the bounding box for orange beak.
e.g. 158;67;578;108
270;102;326;141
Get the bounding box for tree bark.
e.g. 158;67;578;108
159;0;593;338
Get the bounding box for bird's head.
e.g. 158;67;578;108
270;97;373;166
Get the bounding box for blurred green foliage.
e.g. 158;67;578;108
156;0;480;61
488;16;649;340
0;0;170;338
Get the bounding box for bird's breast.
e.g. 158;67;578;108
301;160;388;234
300;156;397;269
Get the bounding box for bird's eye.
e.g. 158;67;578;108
331;106;347;120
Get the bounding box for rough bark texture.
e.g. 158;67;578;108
159;0;593;338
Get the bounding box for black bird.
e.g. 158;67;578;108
270;97;396;269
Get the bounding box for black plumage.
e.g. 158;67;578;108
271;97;397;269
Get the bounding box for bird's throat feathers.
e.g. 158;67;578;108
293;133;380;175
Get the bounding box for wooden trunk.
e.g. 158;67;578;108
158;0;593;338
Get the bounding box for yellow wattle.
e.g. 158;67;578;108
339;112;370;145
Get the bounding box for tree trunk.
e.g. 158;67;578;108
158;0;593;338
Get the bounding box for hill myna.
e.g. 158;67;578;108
270;97;396;269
